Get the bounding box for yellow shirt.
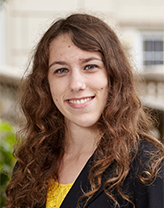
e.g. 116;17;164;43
46;180;74;208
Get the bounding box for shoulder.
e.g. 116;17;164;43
137;139;160;155
120;140;164;207
129;140;164;207
131;139;164;173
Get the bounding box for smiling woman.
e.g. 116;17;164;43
5;13;164;208
48;34;108;128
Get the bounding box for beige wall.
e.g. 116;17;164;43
1;0;164;72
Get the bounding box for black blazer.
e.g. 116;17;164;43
40;141;164;208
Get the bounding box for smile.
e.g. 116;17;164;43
68;97;94;104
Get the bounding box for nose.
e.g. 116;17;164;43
69;70;86;92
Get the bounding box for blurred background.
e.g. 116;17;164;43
0;0;164;206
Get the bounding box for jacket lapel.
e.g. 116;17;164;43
60;153;108;208
60;153;94;208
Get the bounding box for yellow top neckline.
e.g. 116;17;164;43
56;181;74;186
46;180;74;208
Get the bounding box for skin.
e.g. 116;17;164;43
48;33;108;184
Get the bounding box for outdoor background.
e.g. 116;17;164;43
0;0;164;206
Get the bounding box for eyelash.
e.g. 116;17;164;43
84;64;98;70
54;68;68;74
54;64;98;74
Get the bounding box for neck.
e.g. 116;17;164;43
64;122;101;156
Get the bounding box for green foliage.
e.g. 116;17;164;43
0;120;16;207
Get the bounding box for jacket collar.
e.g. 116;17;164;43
40;153;109;208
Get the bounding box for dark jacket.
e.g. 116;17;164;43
40;141;164;208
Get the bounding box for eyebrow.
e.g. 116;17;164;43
81;57;102;64
49;61;67;69
48;57;102;69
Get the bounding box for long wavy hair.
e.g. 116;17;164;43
5;13;164;208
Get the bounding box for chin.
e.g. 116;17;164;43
75;118;100;128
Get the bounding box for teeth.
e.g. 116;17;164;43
69;97;92;104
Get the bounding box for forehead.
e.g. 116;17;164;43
49;33;74;50
49;33;103;61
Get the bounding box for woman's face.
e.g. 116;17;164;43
48;33;108;129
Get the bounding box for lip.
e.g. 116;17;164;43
65;96;95;109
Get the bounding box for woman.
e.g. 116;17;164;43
5;13;164;208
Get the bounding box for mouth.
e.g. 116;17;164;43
67;96;95;104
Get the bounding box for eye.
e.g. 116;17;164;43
84;65;98;70
54;68;68;74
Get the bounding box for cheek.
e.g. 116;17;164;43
99;78;108;92
49;84;60;103
100;80;109;100
49;82;67;110
91;76;108;90
51;95;61;112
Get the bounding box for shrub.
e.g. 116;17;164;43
0;120;16;207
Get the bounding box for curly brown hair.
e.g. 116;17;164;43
5;13;164;208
